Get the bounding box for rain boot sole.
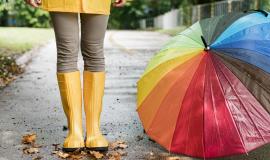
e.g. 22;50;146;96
86;146;108;152
62;147;83;153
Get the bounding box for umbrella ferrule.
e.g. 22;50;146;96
201;36;210;51
205;46;210;51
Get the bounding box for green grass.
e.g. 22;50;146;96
157;26;187;36
0;27;54;56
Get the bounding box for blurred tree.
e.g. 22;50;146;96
109;0;146;29
108;0;225;29
108;0;182;29
259;0;270;10
0;0;50;27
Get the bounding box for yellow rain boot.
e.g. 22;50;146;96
83;71;109;151
57;71;85;152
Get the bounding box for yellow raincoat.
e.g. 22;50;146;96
40;0;111;15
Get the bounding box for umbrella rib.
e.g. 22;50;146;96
209;57;224;156
213;41;270;58
218;65;267;144
207;17;222;44
213;47;270;73
215;52;270;95
214;40;270;51
212;56;248;154
143;54;203;149
202;55;210;159
214;56;267;148
214;21;270;46
213;47;270;60
183;65;202;155
177;55;207;155
141;50;201;79
167;54;205;152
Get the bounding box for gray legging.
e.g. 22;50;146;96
50;12;109;72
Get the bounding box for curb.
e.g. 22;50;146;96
0;41;52;88
16;41;52;68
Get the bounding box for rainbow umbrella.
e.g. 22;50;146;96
137;10;270;158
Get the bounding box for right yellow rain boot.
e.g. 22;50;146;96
83;71;109;151
57;71;85;152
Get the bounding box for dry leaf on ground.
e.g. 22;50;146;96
69;154;84;160
107;151;121;160
118;143;128;149
166;157;182;160
32;143;43;148
32;156;43;160
109;140;128;150
52;151;70;159
23;147;39;154
116;150;127;156
22;133;37;144
90;151;104;159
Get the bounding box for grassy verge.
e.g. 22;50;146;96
157;26;187;36
0;27;54;56
0;27;54;87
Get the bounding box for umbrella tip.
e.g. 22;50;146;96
201;36;210;51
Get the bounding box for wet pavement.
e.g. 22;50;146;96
0;31;270;160
0;31;170;160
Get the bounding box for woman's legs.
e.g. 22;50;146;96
80;13;109;151
80;13;109;72
50;12;80;72
50;12;84;152
50;11;109;151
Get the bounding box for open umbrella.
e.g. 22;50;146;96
137;10;270;158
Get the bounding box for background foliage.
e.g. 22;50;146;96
108;0;220;29
0;0;270;29
0;0;50;27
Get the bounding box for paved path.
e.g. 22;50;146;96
0;31;270;160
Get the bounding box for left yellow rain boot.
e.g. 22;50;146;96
57;71;85;152
83;71;109;151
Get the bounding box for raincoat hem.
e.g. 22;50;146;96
40;7;110;15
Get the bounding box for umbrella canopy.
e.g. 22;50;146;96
137;10;270;158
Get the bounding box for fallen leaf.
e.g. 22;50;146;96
72;148;83;155
80;151;87;156
23;147;39;154
115;140;125;144
90;151;104;159
166;157;182;160
0;55;23;87
109;142;118;150
116;150;127;156
109;140;128;150
107;151;121;160
32;143;43;148
52;151;70;159
70;154;84;160
22;133;36;144
32;156;43;160
118;143;128;149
